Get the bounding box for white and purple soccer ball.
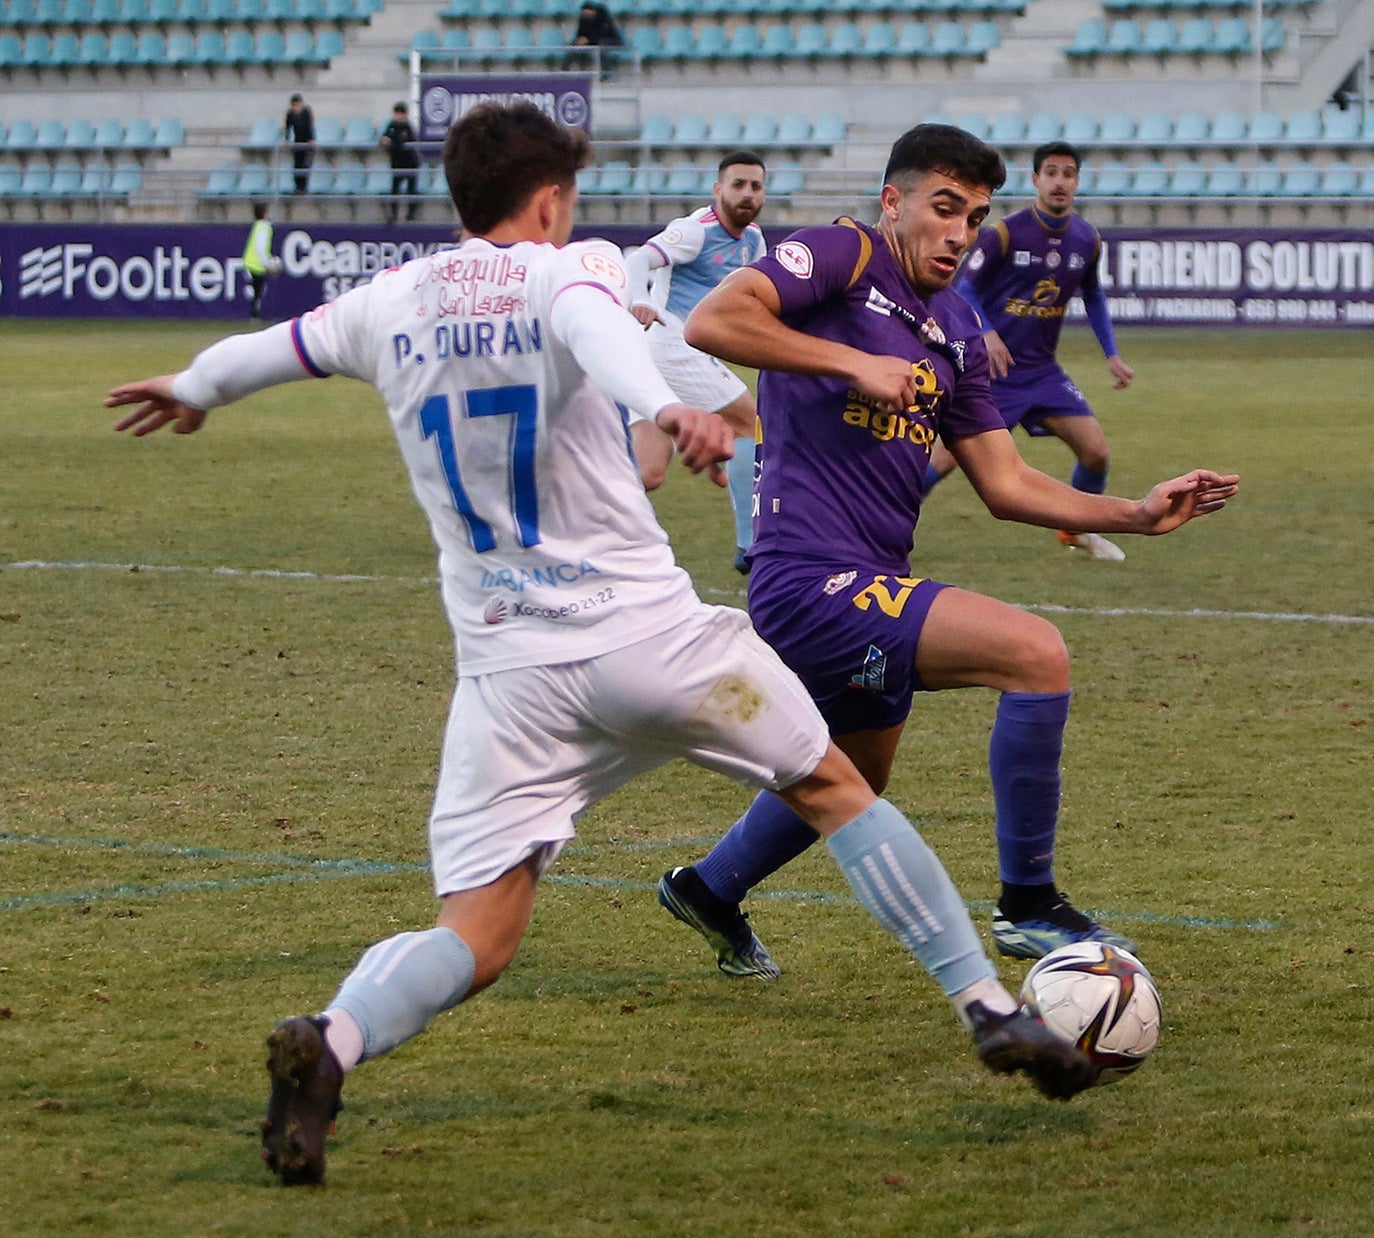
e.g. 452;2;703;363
1019;941;1162;1086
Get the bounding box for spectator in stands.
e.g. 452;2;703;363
380;102;421;223
242;202;280;320
284;93;315;195
566;2;624;76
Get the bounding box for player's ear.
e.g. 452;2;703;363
879;183;902;219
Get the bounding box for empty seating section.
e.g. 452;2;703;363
0;0;369;69
1066;14;1289;59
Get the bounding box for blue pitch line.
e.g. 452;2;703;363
6;561;1373;626
0;830;1280;931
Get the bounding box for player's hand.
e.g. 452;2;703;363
630;302;663;329
849;354;918;413
1108;355;1134;390
984;330;1014;380
106;375;208;436
654;402;733;487
1136;469;1240;534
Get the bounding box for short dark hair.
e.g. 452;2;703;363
393;101;407;113
289;93;303;103
443;102;590;234
882;123;1005;193
1032;141;1081;173
252;201;268;219
717;148;766;175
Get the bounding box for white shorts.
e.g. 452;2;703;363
428;604;829;896
647;328;749;414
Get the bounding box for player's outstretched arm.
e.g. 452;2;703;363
652;403;733;488
954;429;1238;535
107;375;208;436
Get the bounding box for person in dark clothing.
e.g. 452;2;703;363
380;102;421;223
284;93;315;195
567;2;623;75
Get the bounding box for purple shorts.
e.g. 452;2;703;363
747;555;949;735
992;363;1093;437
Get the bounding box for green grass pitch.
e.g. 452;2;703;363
1;320;1371;1235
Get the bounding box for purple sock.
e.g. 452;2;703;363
989;690;1071;886
1071;463;1108;494
694;791;820;903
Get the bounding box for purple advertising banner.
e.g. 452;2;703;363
417;72;594;147
3;222;1371;325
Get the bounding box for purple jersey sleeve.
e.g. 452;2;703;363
753;223;868;315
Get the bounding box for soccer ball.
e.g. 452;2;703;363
1019;942;1161;1086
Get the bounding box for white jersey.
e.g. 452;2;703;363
291;238;700;675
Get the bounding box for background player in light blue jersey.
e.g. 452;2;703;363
624;151;768;573
928;142;1136;562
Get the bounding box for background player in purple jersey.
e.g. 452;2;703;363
658;124;1239;977
926;141;1136;562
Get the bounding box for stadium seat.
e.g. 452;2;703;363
759;24;795;59
63;119;97;150
76;31;108;65
1249;161;1281;194
1134;113;1172;145
314;116;346;148
724;26;762;59
988;114;1026;145
966;21;998;55
146;0;176;24
673;114;708;145
132;31;166;66
121;117;156;149
305;164;333;193
1209;111;1246;145
953;113;990;141
1283;112;1321;145
795;22;828;58
49;160;84;196
1318;163;1358;196
775;112;811;145
77;163;110;197
708;113;744;145
1212;18;1249;54
1061;113;1098;144
928;21;966;56
108;160;141;195
1203;165;1244;196
252;30;286;64
1248;111;1284;144
1141;18;1177;55
49;32;80;65
152;117;182;147
4;119;37;150
811;113;846;145
235;162;270;195
1001;164;1032;196
859;22;895;58
1130;165;1169;196
1168;161;1207;196
1320;109;1361;146
1278;162;1320;197
829;22;864;58
594;161;632;194
659;24;694;60
1097;112;1134;145
657;164;701;196
629;165;667;196
341;117;375;149
90;119;129;152
629;27;662;60
741;112;778;146
574;165;599;195
222;30;254;63
0;35;27;68
1065;19;1107;56
693;25;730;60
20;33;54;67
1105;20;1144;54
89;0;121;21
330;160;367;195
120;0;149;20
894;21;929;56
201;163;238;196
165;31;195;64
1177;17;1211;54
639;115;673;146
18;164;53;197
246;116;280;148
1024;112;1060;145
769;161;805;195
1092;162;1131;195
34;118;65;149
363;165;393;196
191;30;226;64
1172;112;1210;144
283;30;316;65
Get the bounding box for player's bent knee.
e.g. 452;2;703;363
1008;618;1071;692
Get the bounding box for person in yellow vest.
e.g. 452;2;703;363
242;202;281;320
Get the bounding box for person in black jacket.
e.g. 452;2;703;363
567;2;623;75
379;102;421;222
284;93;315;195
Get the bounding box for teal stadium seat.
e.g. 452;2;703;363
341;117;375;149
201;163;238;196
795;22;829;59
1203;165;1243;196
811;112;846;144
1168;162;1207;195
594;160;632;194
1320;110;1361;145
989;114;1026;144
20;33;54;67
63;119;98;149
1249;161;1281;194
252;31;286;64
152;117;182;147
89;0;121;21
694;25;731;60
829;23;865;58
1134;112;1172;144
663;164;707;196
953;113;990;141
1131;165;1169;195
630;27;662;60
1283;112;1321;145
120;0;149;22
1024;112;1060;144
0;35;25;67
1212;18;1249;54
659;25;694;60
629;165;667;196
305;164;333;193
725;26;762;59
178;0;208;23
0;166;25;196
165;30;195;63
108;161;141;195
533;27;566;65
1093;162;1132;195
246;116;280;148
708;113;744;145
1278;163;1320;197
49;160;84;195
222;29;253;62
1260;17;1285;52
1141;19;1177;55
1066;19;1106;56
78;163;110;196
1061;113;1098;144
284;29;316;64
759;24;795;59
1002;165;1032;196
191;30;226;63
235;162;270;195
131;31;166;65
4;118;37;150
331;160;367;195
741;112;778;146
775;113;811;145
75;30;108;64
929;22;967;56
769;161;805;195
1318;163;1358;196
314;116;346;148
35;117;65;148
966;21;998;55
1248;111;1284;144
1357;166;1374;197
639;115;673;146
674;114;708;145
363;165;393;196
313;28;343;60
575;165;598;194
49;32;80;65
122;117;156;149
1093;111;1137;143
63;0;94;21
1209;111;1246;144
1173;112;1210;143
1105;20;1143;54
18;165;53;196
860;23;896;57
146;0;177;24
1177;17;1211;54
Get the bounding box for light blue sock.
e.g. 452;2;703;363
329;926;477;1063
726;436;755;551
922;462;943;492
826;799;995;997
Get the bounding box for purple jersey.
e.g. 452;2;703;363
750;218;1004;572
956;207;1104;369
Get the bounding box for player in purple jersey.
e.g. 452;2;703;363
657;123;1239;977
927;141;1136;562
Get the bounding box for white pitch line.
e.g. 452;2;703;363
6;560;1372;626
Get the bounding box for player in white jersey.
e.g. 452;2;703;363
105;103;1094;1187
624;151;767;572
